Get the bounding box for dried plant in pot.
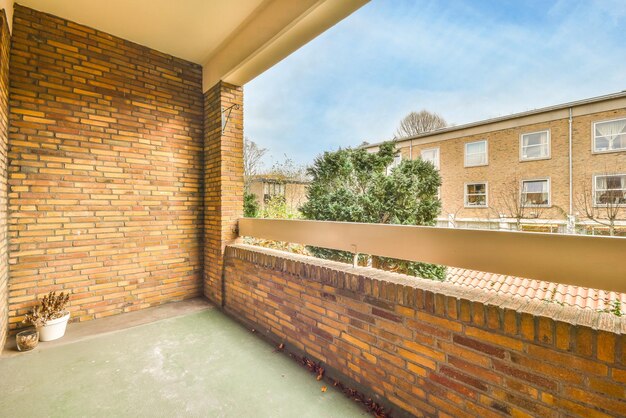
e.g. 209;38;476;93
23;292;71;342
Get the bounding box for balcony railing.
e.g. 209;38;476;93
239;218;626;293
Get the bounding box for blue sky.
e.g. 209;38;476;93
245;0;626;167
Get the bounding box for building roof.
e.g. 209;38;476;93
363;90;626;149
446;267;626;313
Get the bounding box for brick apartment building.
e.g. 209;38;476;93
365;91;626;234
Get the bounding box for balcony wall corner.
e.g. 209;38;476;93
203;81;244;305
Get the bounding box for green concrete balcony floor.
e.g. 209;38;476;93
0;300;366;417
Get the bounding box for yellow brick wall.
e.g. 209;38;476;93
0;9;10;347
399;108;626;226
224;244;626;418
7;6;204;330
203;82;244;305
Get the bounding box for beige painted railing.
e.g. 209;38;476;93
239;218;626;293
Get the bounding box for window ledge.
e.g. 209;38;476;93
592;149;626;155
519;156;551;162
463;163;489;168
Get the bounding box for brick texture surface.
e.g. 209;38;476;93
203;82;243;305
7;6;204;329
224;244;626;418
0;9;10;347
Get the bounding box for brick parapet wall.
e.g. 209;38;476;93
0;9;10;347
203;82;243;305
6;6;204;329
224;244;626;417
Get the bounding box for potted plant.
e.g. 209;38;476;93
23;291;71;342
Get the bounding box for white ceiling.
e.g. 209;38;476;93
18;0;266;64
13;0;369;90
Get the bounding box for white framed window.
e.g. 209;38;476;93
420;147;440;169
593;174;626;206
520;130;550;161
464;182;488;207
593;118;626;153
464;140;488;167
521;178;550;207
386;154;402;175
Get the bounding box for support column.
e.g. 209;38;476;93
203;82;244;305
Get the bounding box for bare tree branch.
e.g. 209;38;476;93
267;155;309;183
395;110;447;139
491;178;545;231
575;167;624;236
244;138;268;189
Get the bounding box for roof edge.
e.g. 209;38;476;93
362;90;626;149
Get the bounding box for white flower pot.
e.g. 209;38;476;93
37;312;70;341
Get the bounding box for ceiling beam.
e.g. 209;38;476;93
202;0;368;91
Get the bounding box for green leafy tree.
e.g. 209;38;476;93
244;191;260;218
262;194;300;219
300;142;445;280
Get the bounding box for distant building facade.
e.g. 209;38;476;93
365;92;626;235
248;175;309;213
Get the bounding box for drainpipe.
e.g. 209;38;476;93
567;107;574;234
409;139;413;160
